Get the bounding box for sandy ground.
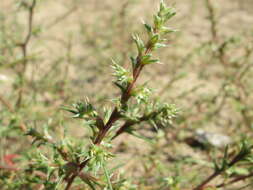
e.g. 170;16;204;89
1;0;253;189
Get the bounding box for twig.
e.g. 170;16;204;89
0;94;27;131
46;6;77;29
216;172;253;188
0;94;14;112
16;0;36;108
64;18;156;190
63;3;177;189
193;147;252;190
205;0;218;42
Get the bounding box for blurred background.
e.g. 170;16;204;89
0;0;253;189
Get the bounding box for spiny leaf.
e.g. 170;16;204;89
132;33;145;54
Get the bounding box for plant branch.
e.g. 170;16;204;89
216;172;253;188
193;145;252;190
16;0;36;108
0;94;14;112
63;2;177;189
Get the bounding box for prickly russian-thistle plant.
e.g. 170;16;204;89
23;1;178;189
2;1;252;190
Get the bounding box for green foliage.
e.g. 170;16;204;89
112;60;133;93
17;1;179;189
63;99;98;119
0;0;253;190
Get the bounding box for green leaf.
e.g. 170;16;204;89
144;23;153;33
150;33;160;44
220;146;229;171
163;8;176;21
126;128;154;144
114;81;125;92
25;128;43;138
63;99;97;119
132;33;145;54
79;174;97;190
154;43;167;49
141;54;159;65
131;85;152;104
227;167;250;176
161;26;177;34
130;56;137;70
154;15;162;29
102;160;113;190
112;60;132;91
159;0;166;12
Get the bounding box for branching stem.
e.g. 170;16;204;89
16;0;36;108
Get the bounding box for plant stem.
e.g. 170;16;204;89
193;147;251;190
64;5;165;188
216;172;253;188
94;108;120;145
0;94;27;131
16;0;36;108
93;47;150;145
205;0;217;42
0;94;14;112
64;174;76;190
64;43;148;190
193;171;220;190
